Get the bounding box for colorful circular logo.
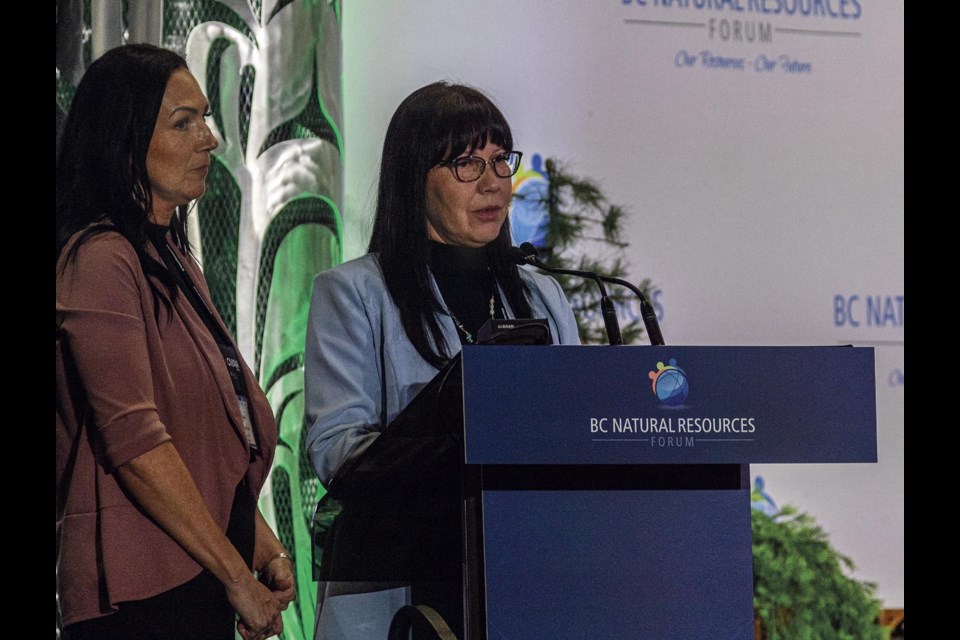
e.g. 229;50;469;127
648;358;689;406
510;153;549;248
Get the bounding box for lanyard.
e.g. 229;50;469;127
151;235;259;454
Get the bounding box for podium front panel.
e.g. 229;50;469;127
480;488;754;640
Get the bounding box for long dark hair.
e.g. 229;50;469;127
56;43;191;301
368;82;534;368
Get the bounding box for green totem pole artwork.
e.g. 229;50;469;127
56;2;342;638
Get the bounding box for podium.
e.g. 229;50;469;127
321;345;877;640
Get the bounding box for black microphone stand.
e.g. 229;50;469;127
590;274;665;346
515;243;665;346
513;244;623;346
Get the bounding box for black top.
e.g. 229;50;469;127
429;241;503;343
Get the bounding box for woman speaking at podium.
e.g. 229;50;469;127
304;81;579;638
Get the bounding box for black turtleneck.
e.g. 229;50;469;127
429;241;502;344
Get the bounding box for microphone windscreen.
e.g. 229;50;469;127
507;245;532;265
519;242;540;258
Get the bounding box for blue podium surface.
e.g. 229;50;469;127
462;345;877;465
457;345;876;639
481;489;755;640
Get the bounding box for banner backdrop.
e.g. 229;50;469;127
340;1;903;606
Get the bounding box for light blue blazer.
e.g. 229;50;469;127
304;253;581;485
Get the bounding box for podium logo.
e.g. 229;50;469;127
648;358;689;406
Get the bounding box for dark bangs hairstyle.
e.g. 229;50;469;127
56;43;191;303
368;81;534;369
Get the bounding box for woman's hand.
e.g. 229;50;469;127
241;510;297;638
229;572;283;640
259;552;296;610
114;443;284;639
252;510;297;614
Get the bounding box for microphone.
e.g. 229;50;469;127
511;243;622;346
513;242;665;346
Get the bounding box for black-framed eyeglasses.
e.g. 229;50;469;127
438;151;523;183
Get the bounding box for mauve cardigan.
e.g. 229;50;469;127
56;229;276;627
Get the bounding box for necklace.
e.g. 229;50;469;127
449;295;497;344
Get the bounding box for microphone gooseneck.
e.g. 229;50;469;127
514;243;622;346
513;243;664;346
